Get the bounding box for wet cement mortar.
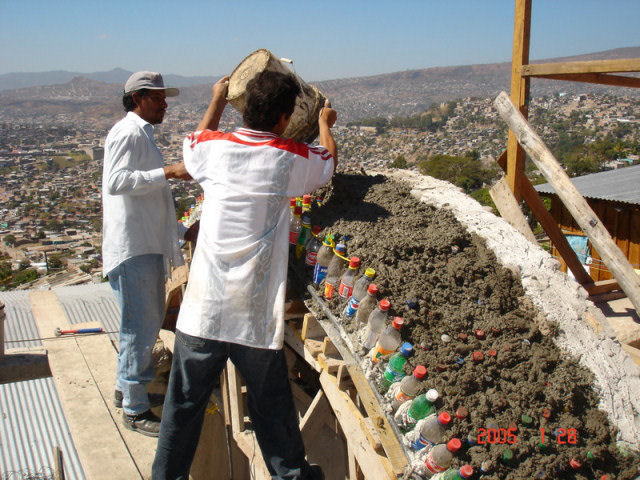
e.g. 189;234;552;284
296;171;640;479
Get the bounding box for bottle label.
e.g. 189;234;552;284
338;282;354;298
344;297;359;316
313;264;328;284
424;452;447;474
324;282;336;300
305;251;317;266
410;434;435;451
371;343;396;363
289;230;298;244
384;366;404;383
394;390;414;405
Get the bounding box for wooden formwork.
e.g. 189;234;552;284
220;308;410;480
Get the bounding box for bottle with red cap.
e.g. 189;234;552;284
304;226;323;267
424;439;462;477
364;299;390;349
339;257;361;298
289;205;302;244
392;365;426;410
430;465;473;480
411;411;452;451
302;194;312;212
354;283;379;324
370;317;404;363
324;243;347;299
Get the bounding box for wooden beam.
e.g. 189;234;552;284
522;58;640;76
506;0;531;200
299;390;331;439
489;177;537;243
526;72;640;89
495;151;595;288
495;91;640;314
226;361;247;433
0;347;50;384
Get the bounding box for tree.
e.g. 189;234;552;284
390;155;408;169
3;234;16;247
418;154;497;193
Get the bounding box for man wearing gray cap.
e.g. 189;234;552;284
102;71;193;436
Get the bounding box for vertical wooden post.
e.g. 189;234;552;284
506;0;531;200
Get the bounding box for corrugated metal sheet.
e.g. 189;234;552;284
54;284;121;343
0;377;85;479
534;164;640;205
0;290;41;350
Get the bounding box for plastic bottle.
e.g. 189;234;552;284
302;194;312;212
392;365;426;410
411;411;452;451
312;235;334;285
354;283;379;324
304;226;323;267
289;205;302;245
379;342;413;392
431;465;473;480
344;268;376;316
324;243;347;299
424;439;462;477
370;317;404;363
295;215;311;259
339;257;361;298
405;389;439;429
364;299;390;349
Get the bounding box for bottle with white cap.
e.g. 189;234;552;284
370;317;404;363
364;299;390;349
405;389;439;430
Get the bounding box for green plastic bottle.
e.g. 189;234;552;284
295;215;311;259
405;389;438;430
378;342;413;392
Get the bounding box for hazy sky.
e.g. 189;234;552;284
1;0;639;81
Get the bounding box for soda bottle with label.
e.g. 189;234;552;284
338;257;361;298
411;411;451;451
430;465;473;480
364;299;390;349
354;283;379;323
392;365;426;410
304;226;323;267
424;439;462;477
405;389;439;430
324;243;347;299
289;205;302;245
370;317;404;363
312;235;334;285
344;268;375;316
379;342;413;392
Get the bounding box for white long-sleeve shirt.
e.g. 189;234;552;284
176;128;334;349
101;111;184;276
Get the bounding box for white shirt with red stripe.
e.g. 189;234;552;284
176;127;334;349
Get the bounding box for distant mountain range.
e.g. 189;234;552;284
1;47;639;122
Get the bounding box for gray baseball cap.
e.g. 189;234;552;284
124;71;179;97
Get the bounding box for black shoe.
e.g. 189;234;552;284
114;390;165;409
122;410;161;437
307;464;324;480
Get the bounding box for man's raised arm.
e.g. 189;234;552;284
318;99;338;171
197;76;230;132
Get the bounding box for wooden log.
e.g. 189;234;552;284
494;91;640;314
506;0;531;199
526;72;640;89
521;58;640;76
489;176;537;243
495;151;595;288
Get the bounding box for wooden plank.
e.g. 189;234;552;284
495;91;640;314
346;366;406;477
526;72;640;89
628;209;640;274
283;323;321;372
299;390;331;439
319;370;396;480
189;395;233;480
301;313;325;341
489;176;537;243
587;279;621;296
496;152;594;288
0;347;50;384
29;290;142;480
226;361;246;433
317;354;343;375
304;338;325;358
522;58;640;76
622;343;640;366
233;430;271;480
506;0;531;200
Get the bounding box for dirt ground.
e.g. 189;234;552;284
298;172;640;479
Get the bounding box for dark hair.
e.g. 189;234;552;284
122;88;149;112
242;71;301;132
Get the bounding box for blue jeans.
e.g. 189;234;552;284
152;330;315;480
108;254;165;415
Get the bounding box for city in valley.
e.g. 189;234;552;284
1;91;639;290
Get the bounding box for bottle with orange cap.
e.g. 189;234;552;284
364;299;390;349
392;365;426;410
370;317;404;363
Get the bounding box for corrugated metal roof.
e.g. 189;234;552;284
534;164;640;205
0;290;41;350
54;283;121;343
0;377;85;479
